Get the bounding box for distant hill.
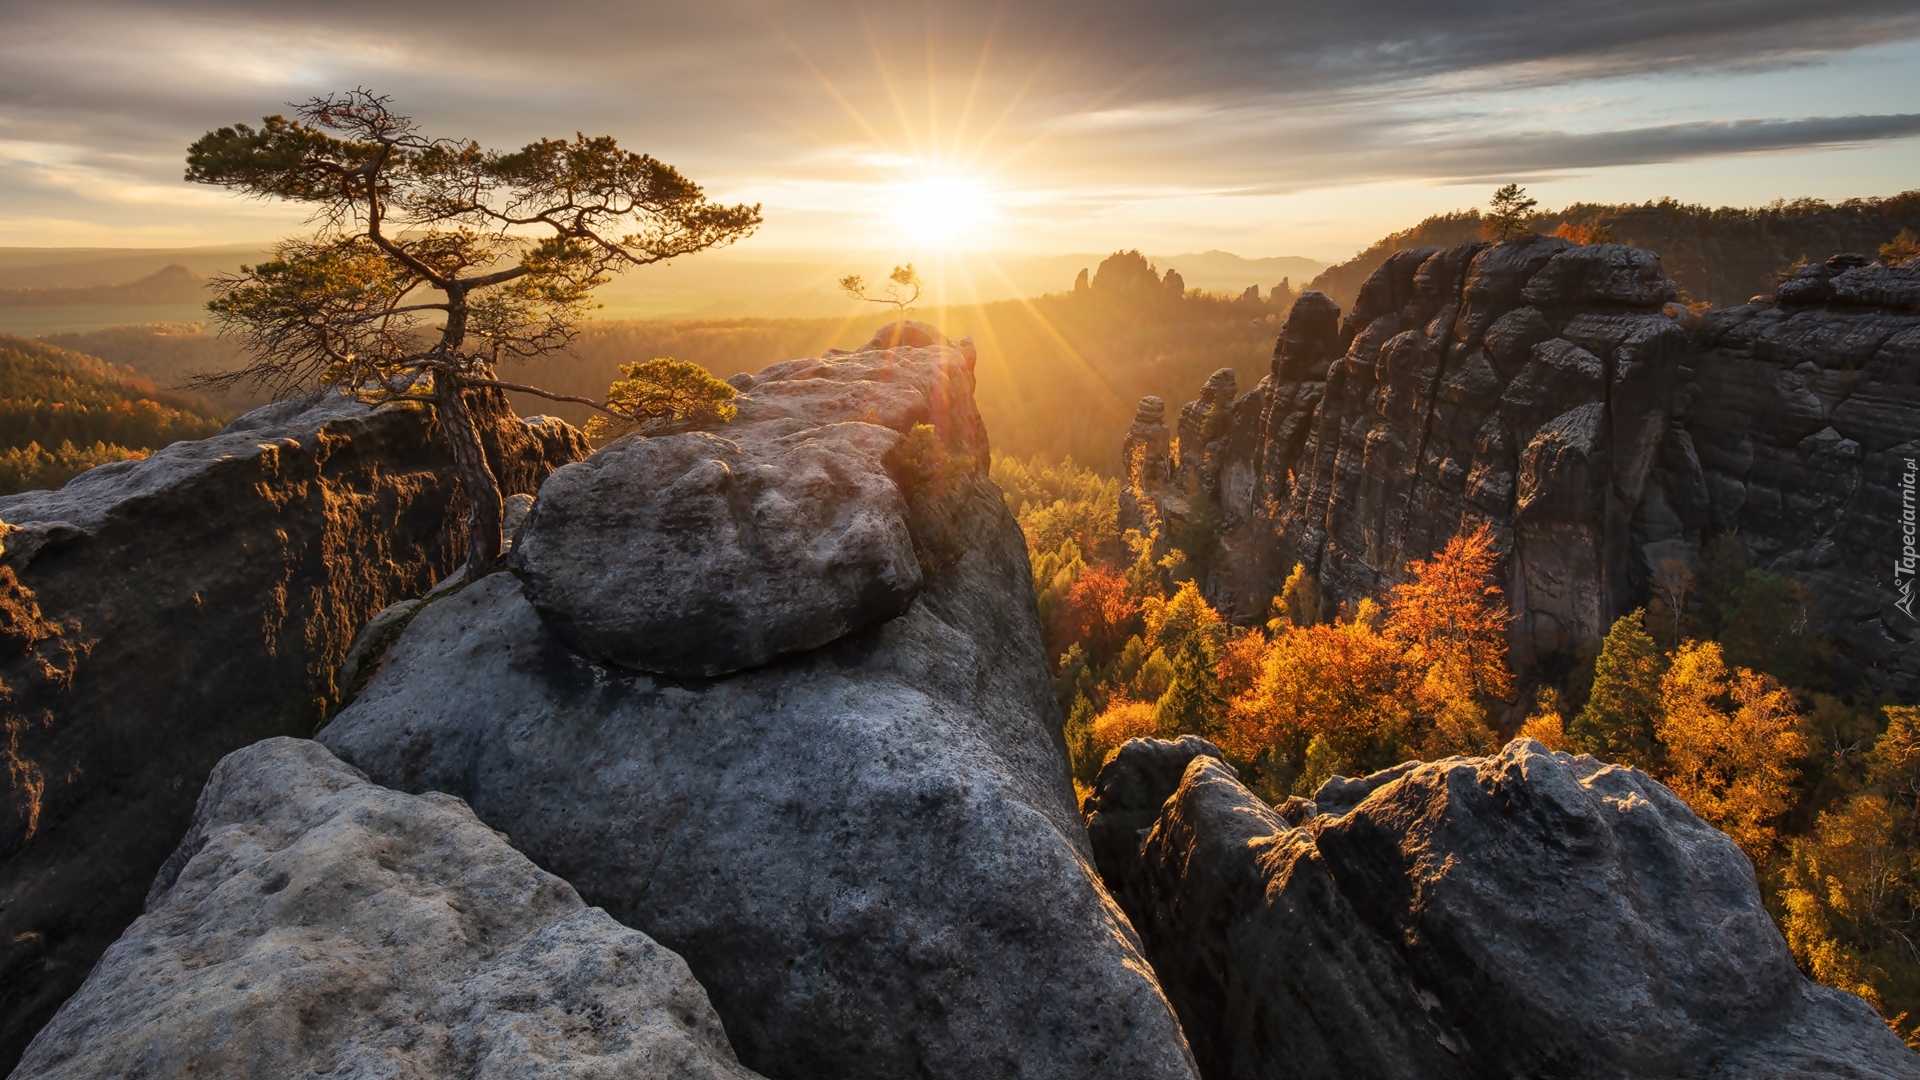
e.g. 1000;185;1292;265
39;323;260;410
1307;191;1920;310
0;246;260;290
0;335;228;495
0;265;209;308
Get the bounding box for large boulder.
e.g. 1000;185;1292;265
1087;737;1920;1080
11;738;761;1080
0;390;586;1071
319;331;1201;1080
511;422;921;677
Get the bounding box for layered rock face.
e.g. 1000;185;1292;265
1222;239;1681;667
12;737;761;1080
1138;241;1920;689
1086;736;1920;1080
0;392;586;1072
1673;255;1920;692
320;326;1201;1080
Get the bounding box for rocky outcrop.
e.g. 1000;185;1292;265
1086;736;1920;1080
319;326;1202;1080
1144;238;1684;669
0;391;586;1072
512;424;921;677
12;737;761;1080
1673;255;1920;693
1142;241;1920;691
1121;395;1175;538
1173;367;1238;498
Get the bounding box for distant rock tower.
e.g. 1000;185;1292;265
1119;395;1173;540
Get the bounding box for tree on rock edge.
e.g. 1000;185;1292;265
186;90;760;574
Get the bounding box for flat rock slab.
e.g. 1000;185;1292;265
1088;737;1920;1080
11;737;760;1080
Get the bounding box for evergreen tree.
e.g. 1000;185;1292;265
1719;568;1826;688
1485;184;1539;241
1571;609;1664;769
1154;632;1225;739
186;90;759;575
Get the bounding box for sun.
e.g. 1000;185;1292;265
883;173;999;249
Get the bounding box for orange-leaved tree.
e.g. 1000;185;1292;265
1383;523;1514;757
1222;597;1408;792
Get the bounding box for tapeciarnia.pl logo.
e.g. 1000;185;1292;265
1900;457;1919;621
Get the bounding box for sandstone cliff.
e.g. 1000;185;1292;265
1676;254;1920;693
1131;242;1920;693
1086;736;1920;1079
0;391;586;1072
318;324;1202;1080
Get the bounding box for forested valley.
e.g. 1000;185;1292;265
996;448;1920;1041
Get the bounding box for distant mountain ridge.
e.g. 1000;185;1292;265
0;265;209;308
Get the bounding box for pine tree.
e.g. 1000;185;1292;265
1485;184;1539;241
1571;609;1664;769
1154;632;1225;739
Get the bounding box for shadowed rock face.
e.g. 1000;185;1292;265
1138;244;1920;693
1087;737;1920;1080
320;329;1202;1080
1674;256;1920;694
0;391;586;1073
12;738;763;1080
1125;239;1685;669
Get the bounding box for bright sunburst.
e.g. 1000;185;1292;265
883;172;999;249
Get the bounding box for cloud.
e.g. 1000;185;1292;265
1426;113;1920;180
0;0;1915;248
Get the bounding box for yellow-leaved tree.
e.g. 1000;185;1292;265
1780;794;1907;1014
1656;639;1808;863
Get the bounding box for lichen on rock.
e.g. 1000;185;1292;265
12;737;763;1080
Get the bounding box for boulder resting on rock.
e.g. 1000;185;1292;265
321;329;1201;1080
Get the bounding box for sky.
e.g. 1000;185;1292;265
1;0;1917;264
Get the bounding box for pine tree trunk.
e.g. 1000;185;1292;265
433;371;504;577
